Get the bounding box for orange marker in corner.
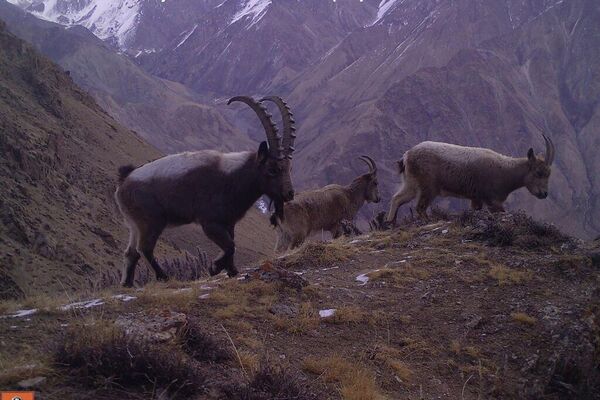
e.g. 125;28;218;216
1;392;35;400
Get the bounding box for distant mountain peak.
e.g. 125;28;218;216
6;0;142;48
230;0;271;28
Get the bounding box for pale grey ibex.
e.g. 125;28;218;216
115;96;297;287
272;156;380;251
386;136;555;223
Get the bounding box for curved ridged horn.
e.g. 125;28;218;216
359;155;377;173
228;96;283;159
542;134;555;166
261;96;296;159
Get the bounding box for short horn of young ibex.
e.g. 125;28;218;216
114;95;297;287
386;136;555;223
272;155;381;252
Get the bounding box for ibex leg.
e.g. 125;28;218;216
203;222;238;277
386;185;416;224
121;227;140;287
471;199;483;210
486;200;505;213
138;223;168;282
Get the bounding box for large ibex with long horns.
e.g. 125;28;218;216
386;136;556;223
114;96;297;287
272;156;381;252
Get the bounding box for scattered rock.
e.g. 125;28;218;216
115;310;188;343
18;376;46;389
465;315;483;329
88;225;117;248
112;294;137;302
60;298;104;311
32;231;56;258
319;309;336;318
269;303;299;317
4;309;38;318
356;273;370;285
247;261;308;290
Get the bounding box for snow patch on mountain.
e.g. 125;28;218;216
230;0;271;28
176;24;198;49
7;0;141;49
372;0;403;25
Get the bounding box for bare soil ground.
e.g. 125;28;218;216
1;211;598;400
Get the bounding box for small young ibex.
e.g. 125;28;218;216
272;156;380;251
386;136;555;223
115;96;297;287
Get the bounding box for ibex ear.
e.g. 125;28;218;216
527;148;535;162
257;141;269;165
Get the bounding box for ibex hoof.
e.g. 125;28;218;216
226;267;239;278
209;264;222;276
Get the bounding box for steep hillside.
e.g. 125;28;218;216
0;22;273;299
0;0;252;154
1;212;598;399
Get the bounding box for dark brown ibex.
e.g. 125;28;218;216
115;96;297;287
387;136;555;223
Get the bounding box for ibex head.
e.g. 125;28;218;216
524;135;555;199
358;155;381;203
228;96;296;203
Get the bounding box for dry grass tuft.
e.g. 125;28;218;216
135;283;200;311
282;239;356;269
239;351;260;377
0;355;51;388
371;344;414;384
52;319;204;396
450;340;461;355
511;312;537;325
228;363;317;400
210;280;277;321
460;211;571;248
488;265;532;285
273;302;320;334
386;359;413;382
178;318;230;362
322;306;367;325
302;355;385;400
215;303;247;319
0;292;76;315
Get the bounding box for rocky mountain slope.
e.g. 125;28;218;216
6;0;599;238
0;22;273;299
0;0;252;154
1;212;598;399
